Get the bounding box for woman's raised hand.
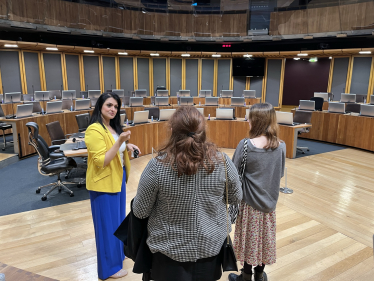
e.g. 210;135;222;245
119;130;131;143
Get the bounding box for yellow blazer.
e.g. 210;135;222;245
85;123;131;193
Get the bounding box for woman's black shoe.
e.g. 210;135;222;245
254;271;267;281
228;270;252;281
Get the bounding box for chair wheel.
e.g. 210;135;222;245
69;193;74;197
58;188;62;193
307;149;310;151
302;151;305;154
36;189;41;194
41;196;47;201
65;175;68;179
77;184;82;188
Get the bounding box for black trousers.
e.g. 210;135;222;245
151;251;223;281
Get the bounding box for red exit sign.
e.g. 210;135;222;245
222;44;231;47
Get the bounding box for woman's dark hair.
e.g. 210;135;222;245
158;106;219;176
248;102;280;150
89;92;123;135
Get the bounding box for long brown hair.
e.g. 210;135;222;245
248;103;280;150
158;106;219;176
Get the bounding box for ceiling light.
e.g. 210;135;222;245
150;53;159;56
297;53;308;56
4;44;18;48
309;57;318;62
293;58;300;60
181;54;190;57
84;50;94;53
359;51;371;54
118;52;128;55
46;47;58;51
303;35;313;39
329;57;332;59
212;54;221;57
243;54;252;58
336;33;347;38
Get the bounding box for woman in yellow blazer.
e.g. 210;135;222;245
85;92;140;280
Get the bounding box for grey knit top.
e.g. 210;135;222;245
232;139;286;213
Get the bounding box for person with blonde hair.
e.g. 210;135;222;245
229;103;286;281
133;106;242;281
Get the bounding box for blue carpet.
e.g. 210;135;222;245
0;134;14;154
296;139;347;158
0;155;89;216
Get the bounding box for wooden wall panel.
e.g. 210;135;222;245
8;0;46;23
44;0;79;28
269;10;307;36
307;6;340;34
0;0;7;20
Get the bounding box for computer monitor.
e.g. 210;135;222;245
156;90;169;97
180;97;193;106
129;97;144;107
299;100;315;111
243;90;256;98
155;97;169;106
340;93;356;103
314;92;328;102
135;89;147;97
205;97;219;106
360;104;374;117
4;92;22;103
88;90;101;99
132;111;149;125
231;97;245;106
178;90;190;97
159;109;176;121
215;108;234;120
328;102;345;113
196;108;204;116
370;95;374;105
275;111;294;126
75;99;91;111
112;89;124;98
62;90;77;100
46;101;63;114
199;90;211;97
220;90;233;98
34;91;50;101
15;104;33;119
49;90;61;100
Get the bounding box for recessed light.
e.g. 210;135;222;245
46;47;58;51
293;58;300;60
181;54;190;57
297;53;308;56
4;44;18;48
309;57;318;62
243;54;252;58
359;51;371;54
118;52;128;55
212;54;221;57
329;57;332;59
150;53;159;56
84;50;94;53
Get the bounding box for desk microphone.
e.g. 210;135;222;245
86;84;88;91
32;85;35;101
10;96;15;118
71;92;73;100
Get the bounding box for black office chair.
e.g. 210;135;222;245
144;107;160;120
22;94;33;101
0;106;12;151
294;110;313;154
26;122;77;201
328;93;334;101
90;98;98;108
310;97;324;111
0;94;3;103
75;113;90;132
123;96;130;106
346;103;361;114
355;94;367;103
23;101;43;113
79;91;88;99
62;99;73;110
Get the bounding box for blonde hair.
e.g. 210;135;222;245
248;103;280;150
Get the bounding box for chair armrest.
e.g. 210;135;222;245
65;133;74;138
51;139;68;145
49;151;65;159
48;145;60;152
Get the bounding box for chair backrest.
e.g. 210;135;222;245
22;94;33;101
46;121;65;145
26;122;50;161
145;107;160;119
0;105;4;117
0;94;3;103
293;110;312;124
355;94;367;103
310;97;324;111
328;93;334;101
75;113;90;132
79;91;88;99
345;103;361;113
62;99;73;110
23;101;42;113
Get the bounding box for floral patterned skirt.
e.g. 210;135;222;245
233;201;276;266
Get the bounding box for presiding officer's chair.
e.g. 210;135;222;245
294;110;313;154
26;122;77;201
75;113;90;132
0;106;12;151
310;97;324;111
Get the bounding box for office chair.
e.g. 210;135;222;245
24;101;42;113
79;91;88;99
355;94;366;103
345;103;361;114
0;106;12;151
62;99;73;110
0;94;3;103
123;96;130;106
144;107;160;120
310;97;324;111
90;98;98;108
75;113;90;132
26;122;77;201
328;93;334;101
294;110;313;154
46;121;72;145
22;94;33;101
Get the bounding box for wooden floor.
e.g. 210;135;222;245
1;148;374;280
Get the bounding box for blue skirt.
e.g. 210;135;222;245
90;167;126;280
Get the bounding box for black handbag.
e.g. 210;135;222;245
221;154;238;272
